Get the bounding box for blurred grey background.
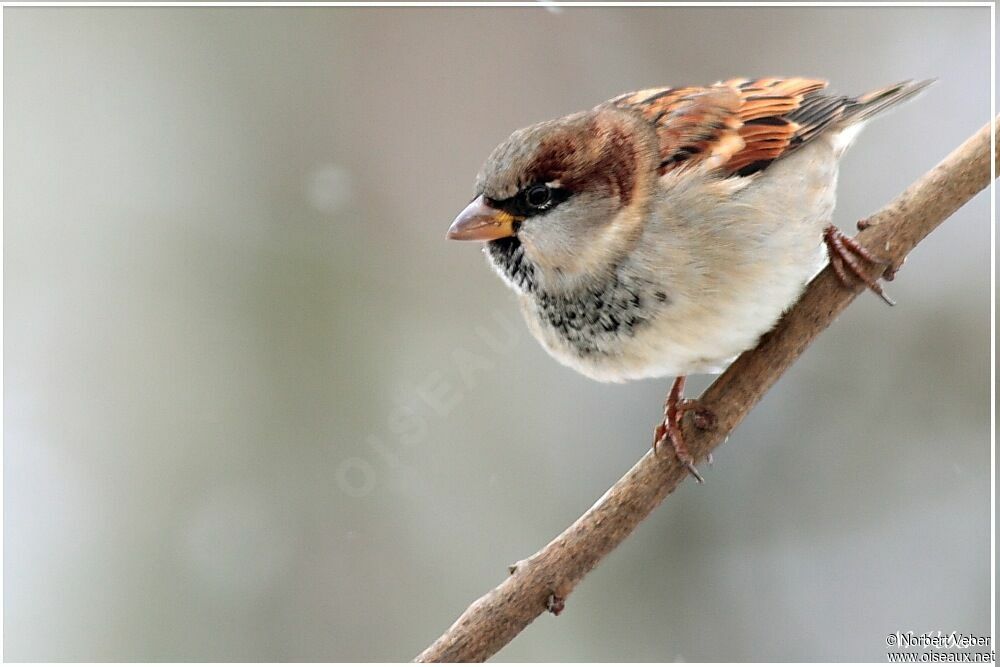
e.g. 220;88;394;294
3;5;991;662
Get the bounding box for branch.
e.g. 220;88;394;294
415;117;998;663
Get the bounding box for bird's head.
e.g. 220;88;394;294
447;107;660;294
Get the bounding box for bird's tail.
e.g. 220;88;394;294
845;79;936;124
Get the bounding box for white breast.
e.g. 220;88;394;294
529;136;842;383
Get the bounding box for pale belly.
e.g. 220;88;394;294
521;139;839;383
523;239;826;382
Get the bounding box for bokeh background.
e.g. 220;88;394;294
4;5;992;662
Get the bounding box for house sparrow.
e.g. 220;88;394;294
447;77;931;481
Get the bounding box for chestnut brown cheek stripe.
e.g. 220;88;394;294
604;125;637;206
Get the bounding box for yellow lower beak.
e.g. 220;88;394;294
447;195;517;241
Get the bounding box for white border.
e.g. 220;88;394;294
0;2;992;664
989;0;996;651
0;1;995;6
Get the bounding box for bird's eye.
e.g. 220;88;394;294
524;184;552;209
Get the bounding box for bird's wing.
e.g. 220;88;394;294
608;77;852;177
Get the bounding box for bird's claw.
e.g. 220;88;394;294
823;225;896;306
652;377;713;484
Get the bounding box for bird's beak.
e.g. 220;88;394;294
446;195;518;241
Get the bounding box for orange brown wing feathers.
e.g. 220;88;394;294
608;85;745;173
609;77;858;177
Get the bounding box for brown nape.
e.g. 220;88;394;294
478;110;649;210
522;112;642;207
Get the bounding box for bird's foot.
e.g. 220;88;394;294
652;376;715;483
823;225;896;306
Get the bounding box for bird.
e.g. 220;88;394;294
446;77;932;482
